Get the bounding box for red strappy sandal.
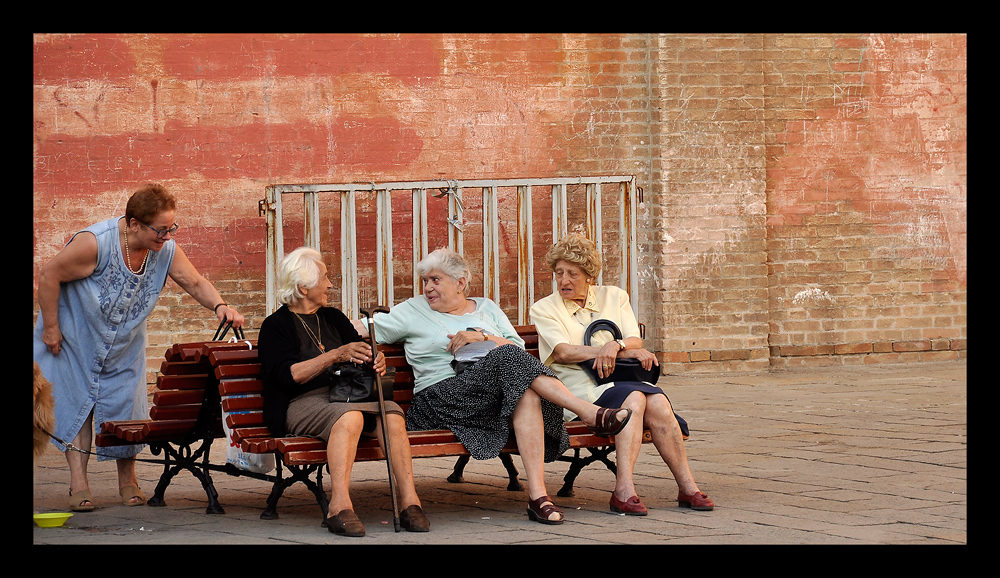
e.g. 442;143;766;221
589;407;633;436
527;495;564;525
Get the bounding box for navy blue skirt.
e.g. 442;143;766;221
593;381;689;438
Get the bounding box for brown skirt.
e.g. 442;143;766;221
285;386;404;443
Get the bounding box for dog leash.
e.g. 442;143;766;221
40;427;173;464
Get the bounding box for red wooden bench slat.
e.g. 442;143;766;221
209;348;259;366
159;360;212;376
231;426;271;444
283;450;328;465
104;422;145;437
94;433;131;447
275;437;327;453
149;404;205;421
166;343;209;361
218;378;265;396
137;418;223;441
155;374;213;390
99;419;135;434
221;396;263;412
222;394;264;412
225;412;263;429
141;419;197;437
216;364;266;380
241;438;277;453
153;389;204;406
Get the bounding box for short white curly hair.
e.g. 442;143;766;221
416;248;472;296
275;246;325;306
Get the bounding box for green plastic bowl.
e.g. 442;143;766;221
33;512;73;528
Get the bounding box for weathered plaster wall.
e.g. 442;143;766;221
33;33;966;385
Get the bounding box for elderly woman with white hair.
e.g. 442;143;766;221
257;247;428;537
355;247;631;525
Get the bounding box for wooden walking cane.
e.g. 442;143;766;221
359;305;400;532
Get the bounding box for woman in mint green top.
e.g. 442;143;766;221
359;248;632;525
371;291;524;395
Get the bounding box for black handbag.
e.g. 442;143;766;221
329;363;394;403
579;319;661;385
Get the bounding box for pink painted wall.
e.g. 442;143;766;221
33;33;966;382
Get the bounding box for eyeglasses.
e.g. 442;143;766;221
142;222;180;238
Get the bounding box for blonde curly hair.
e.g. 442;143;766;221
545;233;602;279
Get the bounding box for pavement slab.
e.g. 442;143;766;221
32;359;967;546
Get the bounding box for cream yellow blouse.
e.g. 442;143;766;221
529;285;642;421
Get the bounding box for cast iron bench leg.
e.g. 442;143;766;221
145;443;181;508
448;455;470;483
499;454;523;491
448;455;522;491
557;446;617;497
261;463;329;522
144;440;224;514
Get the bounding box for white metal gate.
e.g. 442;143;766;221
261;175;640;324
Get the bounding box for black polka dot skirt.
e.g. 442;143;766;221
405;344;571;462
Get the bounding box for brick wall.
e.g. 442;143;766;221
33;33;966;387
761;34;966;368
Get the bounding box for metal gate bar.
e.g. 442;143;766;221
262;176;638;323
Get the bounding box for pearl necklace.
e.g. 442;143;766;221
123;224;148;274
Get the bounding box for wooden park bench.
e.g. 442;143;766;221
95;340;255;514
213;325;653;522
98;325;655;521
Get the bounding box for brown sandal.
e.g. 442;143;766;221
526;495;564;525
119;484;146;507
69;489;95;512
589;407;633;437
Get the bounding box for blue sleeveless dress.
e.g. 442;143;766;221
33;217;176;461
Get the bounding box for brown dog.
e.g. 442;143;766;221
33;362;55;465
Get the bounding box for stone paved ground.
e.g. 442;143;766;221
32;359;966;545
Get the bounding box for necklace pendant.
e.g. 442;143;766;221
318;344;325;352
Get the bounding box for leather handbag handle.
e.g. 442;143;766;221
583;319;623;346
213;319;245;341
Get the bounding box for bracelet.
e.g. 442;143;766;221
482;330;489;342
213;303;228;314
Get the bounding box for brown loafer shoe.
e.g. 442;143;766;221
610;494;648;516
327;509;366;537
677;491;714;511
400;505;430;532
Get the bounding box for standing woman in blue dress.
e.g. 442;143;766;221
33;184;245;512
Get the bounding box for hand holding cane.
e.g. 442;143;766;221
359;305;400;532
